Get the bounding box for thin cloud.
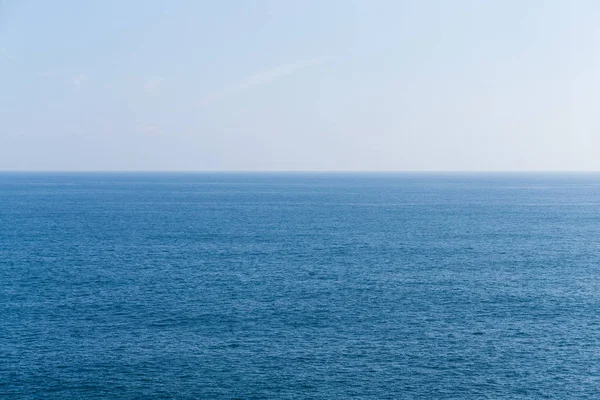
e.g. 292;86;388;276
200;57;324;105
142;125;163;136
73;73;88;88
144;77;164;94
0;47;16;61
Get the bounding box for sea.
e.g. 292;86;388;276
1;172;599;399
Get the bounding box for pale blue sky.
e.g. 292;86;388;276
1;0;599;171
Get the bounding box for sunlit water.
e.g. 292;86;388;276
1;173;599;399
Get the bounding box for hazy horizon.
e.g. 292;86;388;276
2;0;599;171
4;170;600;174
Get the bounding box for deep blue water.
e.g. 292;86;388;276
1;172;599;399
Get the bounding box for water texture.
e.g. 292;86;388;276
1;173;599;399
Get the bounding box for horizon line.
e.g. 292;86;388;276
2;170;600;174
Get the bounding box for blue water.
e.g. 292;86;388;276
1;173;599;399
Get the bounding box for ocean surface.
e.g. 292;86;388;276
1;172;599;399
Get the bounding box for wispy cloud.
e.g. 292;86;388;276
199;57;324;105
144;77;164;94
0;47;16;61
73;73;88;88
142;125;163;136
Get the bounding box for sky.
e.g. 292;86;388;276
1;0;599;171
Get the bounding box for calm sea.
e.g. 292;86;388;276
1;173;599;399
